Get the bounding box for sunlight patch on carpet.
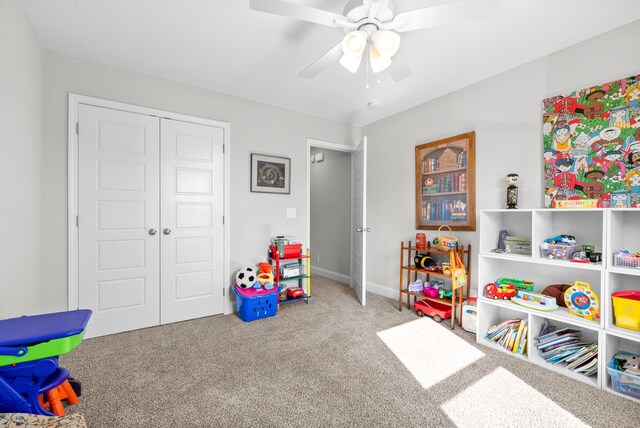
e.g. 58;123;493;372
377;318;484;389
441;367;590;428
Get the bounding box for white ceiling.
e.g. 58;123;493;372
19;0;640;126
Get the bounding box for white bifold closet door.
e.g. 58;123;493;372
78;104;224;337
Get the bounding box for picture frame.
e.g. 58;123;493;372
415;131;476;231
251;153;291;194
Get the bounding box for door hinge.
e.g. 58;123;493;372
223;288;225;297
222;144;225;153
75;123;79;135
222;216;224;225
76;215;79;227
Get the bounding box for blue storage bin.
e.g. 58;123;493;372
607;351;640;399
233;285;278;322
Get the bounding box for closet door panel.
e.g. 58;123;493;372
78;104;160;337
160;119;224;324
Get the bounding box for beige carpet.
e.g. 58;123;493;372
61;276;638;427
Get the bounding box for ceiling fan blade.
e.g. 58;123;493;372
370;0;391;20
387;54;412;82
250;0;347;28
392;0;499;33
299;42;343;78
368;0;379;20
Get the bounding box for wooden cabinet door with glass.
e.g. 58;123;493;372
415;131;476;231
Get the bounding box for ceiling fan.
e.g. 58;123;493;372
249;0;499;81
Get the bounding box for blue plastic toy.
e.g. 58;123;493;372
545;234;576;245
0;310;91;415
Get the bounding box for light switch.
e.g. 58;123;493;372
286;208;296;218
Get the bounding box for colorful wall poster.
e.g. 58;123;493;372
543;74;640;208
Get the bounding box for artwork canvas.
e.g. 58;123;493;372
543;74;640;208
251;153;290;194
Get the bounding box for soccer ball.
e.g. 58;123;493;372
236;267;257;289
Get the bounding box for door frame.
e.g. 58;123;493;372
305;138;357;288
68;94;232;314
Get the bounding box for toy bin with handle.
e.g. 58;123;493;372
607;351;640;399
611;290;640;331
270;244;302;259
233;285;278;322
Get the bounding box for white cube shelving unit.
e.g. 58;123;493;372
477;208;640;402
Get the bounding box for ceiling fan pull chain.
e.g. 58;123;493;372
365;49;370;90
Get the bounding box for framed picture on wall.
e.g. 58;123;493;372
415;131;476;230
251;153;291;194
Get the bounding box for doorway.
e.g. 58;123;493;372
306;138;368;305
310;147;351;283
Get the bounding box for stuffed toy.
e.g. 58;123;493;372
257;262;275;290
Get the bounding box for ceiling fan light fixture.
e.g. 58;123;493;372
341;30;367;57
339;53;363;73
372;30;400;58
369;46;392;73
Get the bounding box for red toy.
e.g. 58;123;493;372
287;287;305;298
414;299;452;323
484;282;516;300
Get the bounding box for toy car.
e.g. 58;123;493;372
414;299;452;323
484;282;516;300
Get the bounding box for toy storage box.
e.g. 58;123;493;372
607;351;640;399
611;290;640;331
270;244;302;258
540;243;577;260
233;286;278;322
613;252;640;268
504;237;532;255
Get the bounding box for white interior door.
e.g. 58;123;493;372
351;137;368;305
160;119;225;324
78;104;160;337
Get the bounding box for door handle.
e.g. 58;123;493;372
148;228;157;236
163;228;172;235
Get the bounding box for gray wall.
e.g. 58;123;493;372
310;147;351;279
0;0;44;317
362;20;640;298
39;52;358;315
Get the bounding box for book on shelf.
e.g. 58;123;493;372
536;327;581;343
514;323;528;354
535;320;598;375
536;334;582;350
485;319;527;355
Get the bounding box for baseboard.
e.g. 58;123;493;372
366;281;398;300
311;266;350;284
311;267;398;301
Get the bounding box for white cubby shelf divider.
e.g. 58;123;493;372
477;208;640;402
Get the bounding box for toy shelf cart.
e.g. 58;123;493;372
0;310;91;416
398;241;471;329
269;247;311;305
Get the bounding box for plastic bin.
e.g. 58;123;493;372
504;237;532;255
270;244;302;259
233;285;278;322
613;252;640;268
607;351;640;399
611;290;640;331
540;243;577;260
